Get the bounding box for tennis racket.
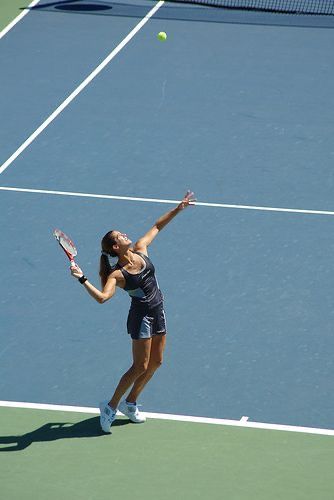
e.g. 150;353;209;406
53;229;77;266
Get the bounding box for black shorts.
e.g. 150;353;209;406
127;302;167;340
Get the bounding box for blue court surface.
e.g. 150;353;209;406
1;0;334;431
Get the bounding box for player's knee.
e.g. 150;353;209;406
132;361;149;377
152;357;163;370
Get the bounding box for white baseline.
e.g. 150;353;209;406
1;186;334;217
0;400;333;436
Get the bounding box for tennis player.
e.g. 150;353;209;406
70;191;195;432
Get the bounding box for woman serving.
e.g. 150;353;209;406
70;190;195;433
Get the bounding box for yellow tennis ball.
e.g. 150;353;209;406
157;31;167;41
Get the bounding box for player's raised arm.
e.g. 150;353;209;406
134;190;196;253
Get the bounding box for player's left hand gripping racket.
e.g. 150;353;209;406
53;229;77;266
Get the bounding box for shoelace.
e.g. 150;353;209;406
127;404;142;414
104;406;116;417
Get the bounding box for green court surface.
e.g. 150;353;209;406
0;0;27;32
1;407;333;500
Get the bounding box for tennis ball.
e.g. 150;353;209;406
157;31;167;41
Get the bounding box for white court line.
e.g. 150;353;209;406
0;0;41;41
0;0;165;175
1;185;334;217
1;400;333;436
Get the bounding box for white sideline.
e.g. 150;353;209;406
1;400;333;436
0;1;165;175
0;0;41;41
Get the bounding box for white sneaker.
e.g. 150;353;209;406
119;400;146;423
99;401;116;433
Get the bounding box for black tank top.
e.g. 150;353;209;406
118;252;163;308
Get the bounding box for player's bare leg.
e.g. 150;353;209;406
126;334;166;403
109;338;152;410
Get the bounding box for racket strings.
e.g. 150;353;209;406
53;229;77;257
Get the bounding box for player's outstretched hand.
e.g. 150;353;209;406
177;190;196;210
70;263;84;279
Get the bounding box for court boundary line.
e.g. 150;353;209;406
1;185;334;217
0;0;41;40
1;400;333;436
0;0;165;175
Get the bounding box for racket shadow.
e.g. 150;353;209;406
0;416;130;452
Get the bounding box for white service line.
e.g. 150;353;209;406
1;185;334;217
1;400;334;436
0;0;41;41
0;0;165;175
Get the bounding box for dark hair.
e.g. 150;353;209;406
100;231;118;287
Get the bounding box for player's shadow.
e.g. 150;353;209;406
0;417;129;452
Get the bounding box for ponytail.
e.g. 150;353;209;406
100;253;112;288
100;230;118;287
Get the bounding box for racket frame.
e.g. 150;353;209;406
53;229;77;266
